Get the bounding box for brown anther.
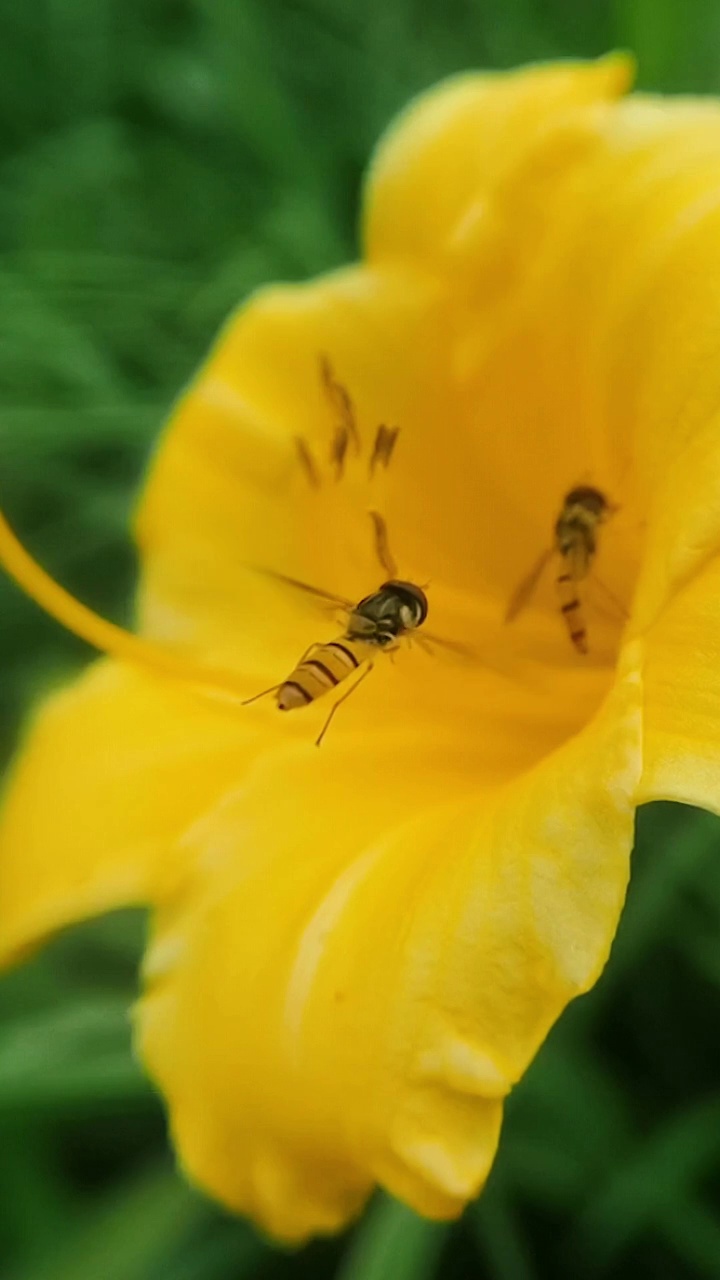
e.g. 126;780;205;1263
330;426;349;480
319;354;361;453
369;425;400;476
295;436;321;488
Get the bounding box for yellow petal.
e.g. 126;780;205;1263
629;411;720;811
364;55;633;270
637;559;720;810
137;660;638;1241
0;661;257;964
504;94;720;492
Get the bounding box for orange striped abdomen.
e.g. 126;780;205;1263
556;567;588;654
277;639;366;710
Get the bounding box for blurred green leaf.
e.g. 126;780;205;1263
12;1164;204;1280
0;996;150;1115
568;1096;720;1271
614;0;720;91
148;1220;271;1280
580;805;719;1005
338;1197;449;1280
660;1195;720;1279
473;1189;536;1280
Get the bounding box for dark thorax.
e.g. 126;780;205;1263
555;486;609;567
347;580;428;648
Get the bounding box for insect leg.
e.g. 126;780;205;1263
315;662;373;747
297;642;324;664
243;644;326;708
242;683;283;706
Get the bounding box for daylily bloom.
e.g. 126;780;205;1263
2;52;720;1242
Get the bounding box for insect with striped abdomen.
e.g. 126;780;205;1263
244;511;469;745
505;486;621;654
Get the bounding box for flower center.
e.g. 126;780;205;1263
0;346;645;788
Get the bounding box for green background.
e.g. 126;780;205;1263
1;1;720;1277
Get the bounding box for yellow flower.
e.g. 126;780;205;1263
1;52;720;1241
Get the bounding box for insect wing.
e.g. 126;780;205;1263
505;548;553;622
417;630;478;662
251;566;354;613
588;572;628;621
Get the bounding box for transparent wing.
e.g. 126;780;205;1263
588;571;628;621
415;630;478;662
250;566;354;612
504;548;554;622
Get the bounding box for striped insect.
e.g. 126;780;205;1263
505;486;620;654
245;511;467;744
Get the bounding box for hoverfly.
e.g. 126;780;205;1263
244;511;470;744
505;485;622;653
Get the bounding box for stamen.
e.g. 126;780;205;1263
330;425;349;480
319;356;361;453
295;436;321;488
0;509;248;704
369;424;400;476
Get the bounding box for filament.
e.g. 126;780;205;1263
0;509;248;703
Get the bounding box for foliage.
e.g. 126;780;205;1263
0;1;719;1277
